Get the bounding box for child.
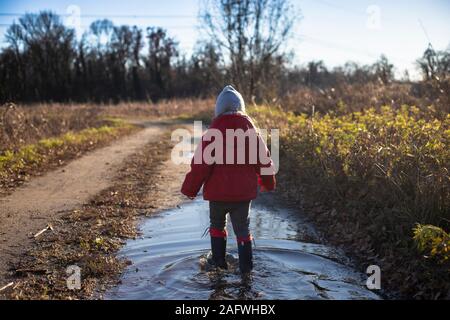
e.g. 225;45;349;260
181;85;276;274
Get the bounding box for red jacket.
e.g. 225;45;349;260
181;113;276;201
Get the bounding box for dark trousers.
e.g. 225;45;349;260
209;201;251;238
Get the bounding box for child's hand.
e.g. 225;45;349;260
187;196;195;200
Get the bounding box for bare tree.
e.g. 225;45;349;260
145;27;179;100
3;11;76;101
200;0;298;99
372;54;394;85
417;45;450;81
305;60;327;87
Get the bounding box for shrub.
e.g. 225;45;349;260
413;224;450;264
249;104;450;297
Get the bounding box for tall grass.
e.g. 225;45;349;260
250;104;449;297
0;120;133;180
277;82;450;116
0;103;102;153
251;104;449;226
0;99;214;153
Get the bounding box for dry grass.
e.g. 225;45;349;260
0;99;213;195
0;103;102;153
0;99;214;153
97;98;214;120
277;81;450;116
1;93;448;299
250;104;450;299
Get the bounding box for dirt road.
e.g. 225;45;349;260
0;120;178;282
0;118;382;300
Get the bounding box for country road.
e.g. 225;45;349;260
0;120;173;282
0;118;380;300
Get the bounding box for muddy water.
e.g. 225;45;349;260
106;193;380;300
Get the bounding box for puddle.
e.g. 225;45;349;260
105;193;380;300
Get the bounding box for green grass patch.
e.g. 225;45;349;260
0;119;134;178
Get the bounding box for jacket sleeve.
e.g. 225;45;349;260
256;133;276;192
181;133;214;198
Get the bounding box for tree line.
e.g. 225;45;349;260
0;11;224;103
0;0;448;104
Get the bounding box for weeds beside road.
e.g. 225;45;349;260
0;98;449;299
250;104;449;299
0;100;213;196
0;124;187;299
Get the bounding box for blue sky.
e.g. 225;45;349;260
0;0;449;79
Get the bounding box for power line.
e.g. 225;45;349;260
305;0;396;24
295;34;378;59
294;34;408;66
0;23;197;29
0;13;197;19
418;19;433;46
309;0;367;17
0;12;199;29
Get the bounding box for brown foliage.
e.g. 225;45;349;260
277;81;449;116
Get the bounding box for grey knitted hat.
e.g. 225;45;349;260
214;85;245;117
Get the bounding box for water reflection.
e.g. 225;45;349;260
105;194;379;300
